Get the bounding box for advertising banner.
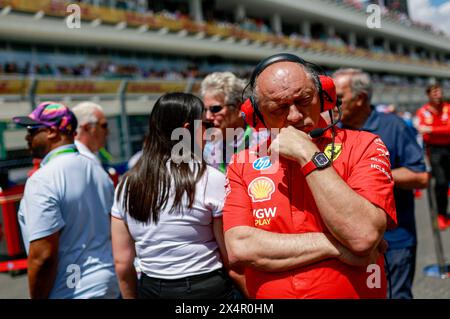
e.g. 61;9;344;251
127;81;188;94
35;79;120;95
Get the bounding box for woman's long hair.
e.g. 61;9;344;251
116;92;207;223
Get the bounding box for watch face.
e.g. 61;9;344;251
313;153;330;167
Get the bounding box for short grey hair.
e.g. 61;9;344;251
71;101;104;133
200;72;247;108
332;68;372;101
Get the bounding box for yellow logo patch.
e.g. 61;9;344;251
248;177;275;202
324;143;342;161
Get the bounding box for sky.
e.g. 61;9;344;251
408;0;450;36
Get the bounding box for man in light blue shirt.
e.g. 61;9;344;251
13;102;119;299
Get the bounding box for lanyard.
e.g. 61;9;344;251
41;146;78;166
218;125;252;173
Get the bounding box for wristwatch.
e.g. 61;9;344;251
301;152;331;176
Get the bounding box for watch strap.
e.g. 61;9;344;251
301;159;318;176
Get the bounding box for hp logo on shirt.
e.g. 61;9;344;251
253;156;272;171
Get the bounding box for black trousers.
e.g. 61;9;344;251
429;145;450;217
138;268;236;299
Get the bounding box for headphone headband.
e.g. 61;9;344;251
250;53;308;87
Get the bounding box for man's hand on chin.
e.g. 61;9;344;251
269;126;319;165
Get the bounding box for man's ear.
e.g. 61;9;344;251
81;123;92;132
46;127;59;140
233;106;242;117
356;93;367;107
183;122;190;129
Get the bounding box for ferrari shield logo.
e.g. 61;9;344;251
324;143;342;161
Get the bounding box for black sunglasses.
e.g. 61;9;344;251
207;105;224;114
26;125;48;135
90;121;108;129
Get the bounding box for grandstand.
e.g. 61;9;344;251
0;0;449;178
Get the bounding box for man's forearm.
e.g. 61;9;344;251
305;167;386;255
225;227;340;272
392;168;428;190
28;257;58;299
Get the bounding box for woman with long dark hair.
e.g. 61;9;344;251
111;92;242;299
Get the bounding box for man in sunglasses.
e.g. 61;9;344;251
201;72;269;174
13;102;119;299
72;101;109;166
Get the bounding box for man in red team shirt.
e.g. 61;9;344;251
223;57;397;299
416;84;450;230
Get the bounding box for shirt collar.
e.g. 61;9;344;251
75;140;101;165
208;125;251;147
360;107;380;132
41;144;78;167
225;125;252;147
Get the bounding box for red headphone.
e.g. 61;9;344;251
241;53;339;135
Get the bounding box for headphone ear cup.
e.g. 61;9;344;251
241;97;266;130
319;75;337;112
241;98;257;128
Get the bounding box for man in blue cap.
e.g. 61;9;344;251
13;101;119;299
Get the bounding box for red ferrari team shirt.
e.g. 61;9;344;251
223;127;397;299
416;103;450;145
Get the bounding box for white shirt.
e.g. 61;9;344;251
75;140;102;166
111;163;225;279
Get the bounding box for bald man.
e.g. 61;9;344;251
223;55;397;299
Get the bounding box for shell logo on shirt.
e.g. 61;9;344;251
248;177;275;202
324;143;342;161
